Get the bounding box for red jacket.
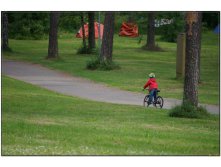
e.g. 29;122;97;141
143;78;158;91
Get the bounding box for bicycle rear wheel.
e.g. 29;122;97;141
155;96;164;108
143;95;150;107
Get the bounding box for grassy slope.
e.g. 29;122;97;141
3;31;219;104
2;76;219;155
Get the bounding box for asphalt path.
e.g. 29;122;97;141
2;59;219;114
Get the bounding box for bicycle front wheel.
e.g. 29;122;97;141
155;96;164;108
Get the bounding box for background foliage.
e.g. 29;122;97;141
8;12;49;39
7;12;219;41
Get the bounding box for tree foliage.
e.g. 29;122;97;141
202;12;219;29
59;12;81;32
8;12;49;39
6;12;219;41
156;12;185;42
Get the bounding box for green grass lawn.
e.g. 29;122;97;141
3;31;219;105
2;76;219;155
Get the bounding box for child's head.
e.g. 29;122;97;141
148;73;155;78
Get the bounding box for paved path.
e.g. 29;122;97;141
2;59;219;114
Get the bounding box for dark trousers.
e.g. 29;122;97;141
148;89;157;103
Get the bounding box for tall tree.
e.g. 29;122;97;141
47;12;60;59
183;12;202;107
80;13;87;50
197;12;203;83
2;12;9;50
100;12;115;62
88;12;95;51
145;12;156;50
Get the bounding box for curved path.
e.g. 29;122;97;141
2;59;219;114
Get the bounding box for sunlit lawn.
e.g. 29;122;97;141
2;76;219;155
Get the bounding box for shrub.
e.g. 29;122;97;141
169;102;210;119
197;106;210;117
77;46;90;54
2;46;12;52
99;60;120;71
86;58;120;71
86;58;100;70
77;46;98;55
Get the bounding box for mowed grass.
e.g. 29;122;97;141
3;31;219;104
2;76;219;155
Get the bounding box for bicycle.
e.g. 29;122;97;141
143;89;164;108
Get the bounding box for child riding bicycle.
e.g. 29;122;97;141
143;73;158;105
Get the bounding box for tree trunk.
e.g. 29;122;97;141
2;12;9;50
183;12;202;107
80;13;87;49
47;12;60;59
146;12;156;49
197;12;203;83
88;12;95;50
100;12;115;62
